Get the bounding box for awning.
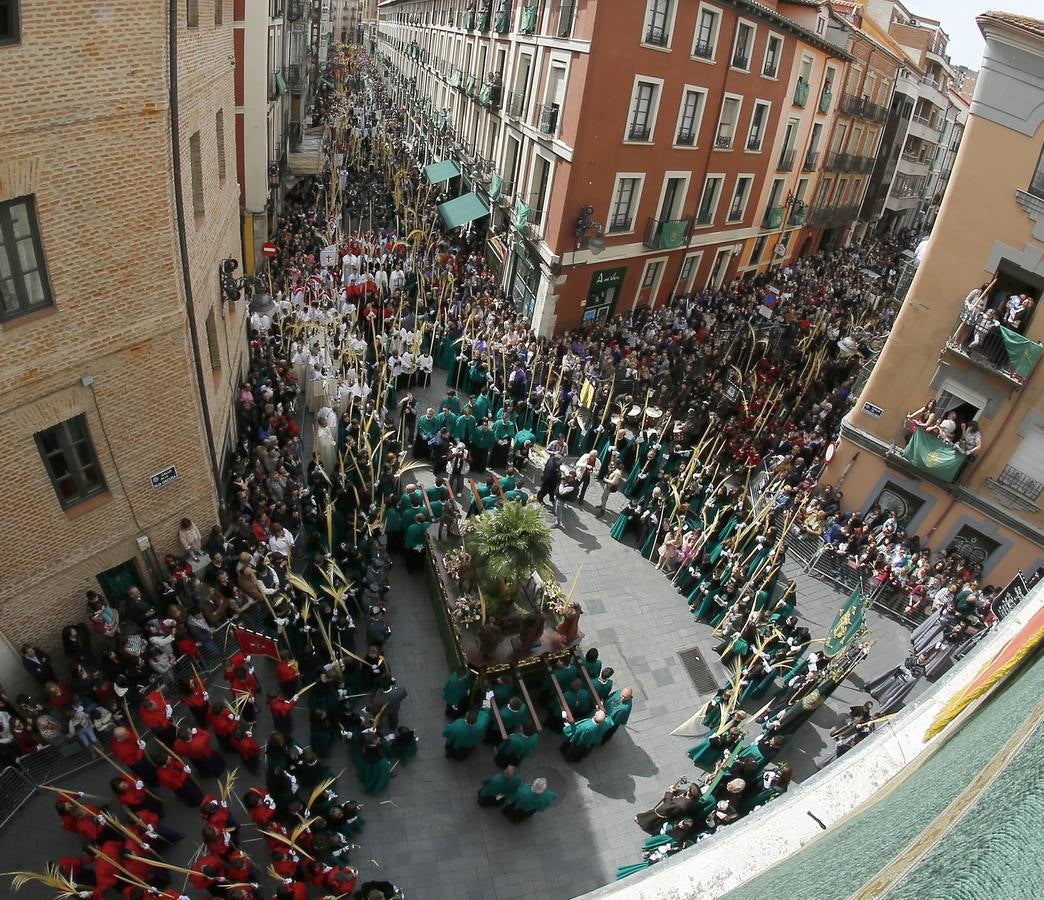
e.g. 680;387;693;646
438;192;489;230
424;159;461;184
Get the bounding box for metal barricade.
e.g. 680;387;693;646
0;766;36;830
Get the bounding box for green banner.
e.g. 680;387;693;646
520;4;538;33
658;220;688;249
515;199;530;228
490;172;503;202
823;586;866;657
999;325;1042;380
902;428;965;482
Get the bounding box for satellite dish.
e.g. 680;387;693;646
589;236;606;255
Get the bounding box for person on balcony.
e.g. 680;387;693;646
1004;296;1034;332
904;399;938;441
967;308;1000;349
957;421;982;458
928;410;959;444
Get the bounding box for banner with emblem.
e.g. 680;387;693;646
823;586;867;657
902;428;964;483
998;326;1042;381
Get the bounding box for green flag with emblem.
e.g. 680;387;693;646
823;586;867;657
998;325;1042;381
902;428;964;483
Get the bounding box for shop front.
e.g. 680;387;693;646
581;266;628;324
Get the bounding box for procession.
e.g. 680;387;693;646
0;23;1033;900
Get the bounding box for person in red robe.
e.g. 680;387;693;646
156;753;204;807
179;678;210;728
110;725;158;786
139;689;176;746
173;727;225;778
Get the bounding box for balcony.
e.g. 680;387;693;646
676;129;696;147
606;214;634;234
808;204;860;227
839;93;889;123
803;150;819;172
537;103;559;135
825;151;852;172
732;52;750;70
555;0;576;38
285;64;302;89
793;80;809;107
908;114;939;142
818;90;833;114
643;216;692;250
726;202;745;224
789;204;807;227
505;89;525;118
762;206;784;229
695;208;714;227
479;81;502;109
478;9;491;31
987;465;1043;511
777;149;795;172
449;68;463;89
897;152;930;177
945;305;1042;386
693;39;713;60
746;133;762;151
715;131;734;150
644;24;669;47
628;122;652;142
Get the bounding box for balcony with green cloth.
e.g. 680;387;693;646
520;4;538;33
819;90;833;114
643;218;691;250
901;428;966;483
465;73;477;95
793;80;809;107
478;8;490;30
463;9;475;29
789;205;807;226
946;306;1043;386
495;9;511;33
762;206;784;229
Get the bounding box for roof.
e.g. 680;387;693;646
978;11;1044;42
735;0;853;60
856;8;924;73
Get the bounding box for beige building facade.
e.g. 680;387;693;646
832;11;1044;584
0;1;245;676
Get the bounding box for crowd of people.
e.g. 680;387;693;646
4;37;1016;899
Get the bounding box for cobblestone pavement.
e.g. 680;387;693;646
0;380;917;899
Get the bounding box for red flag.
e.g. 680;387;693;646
232;627;280;660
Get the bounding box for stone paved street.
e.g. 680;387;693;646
0;381;917;900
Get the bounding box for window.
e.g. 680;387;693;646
715;96;741;149
732;21;755;70
1003;427;1044;500
215;110;226;182
0;196;53;322
189;131;205;219
556;0;576;38
746;100;769;151
794;56;813;106
678;253;702;293
206;308;222;371
642;260;663;289
695;174;723;226
693;5;719;60
726;175;753;223
643;0;673;48
35;416;107;509
820;66;836;113
608;175;642;232
750;235;768;265
872;481;926;526
675;88;706;147
0;0;20;45
215;0;223;25
186;0;199;27
946;525;1000;568
763;33;782;78
528;155;552;226
1031;145;1044;200
627;80;659;142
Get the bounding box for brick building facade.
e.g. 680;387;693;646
0;1;245;675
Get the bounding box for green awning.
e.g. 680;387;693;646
438;192;490;229
424;159;461;184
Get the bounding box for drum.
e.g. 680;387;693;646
645;406;664;422
626;404;642;424
610;413;624;427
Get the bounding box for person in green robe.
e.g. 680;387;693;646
687;727;741;769
592;666;614;701
441;389;462;416
701;689;729;730
386;726;419;765
503;489;529;504
468;360;488;396
582;647;602;679
356;733;392;794
415;408;441;457
470;421;496;471
477;765;521;808
495;723;539;768
609;499;641;542
602;687;633;743
451;408;475;443
403;513;428;573
309;707;335;757
443;667;473;717
491;416;516;469
383;504;404;553
498;697;528;733
560;709;613;762
442;708;490;760
473;389;491;422
552;679;593;724
501;776;557;822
